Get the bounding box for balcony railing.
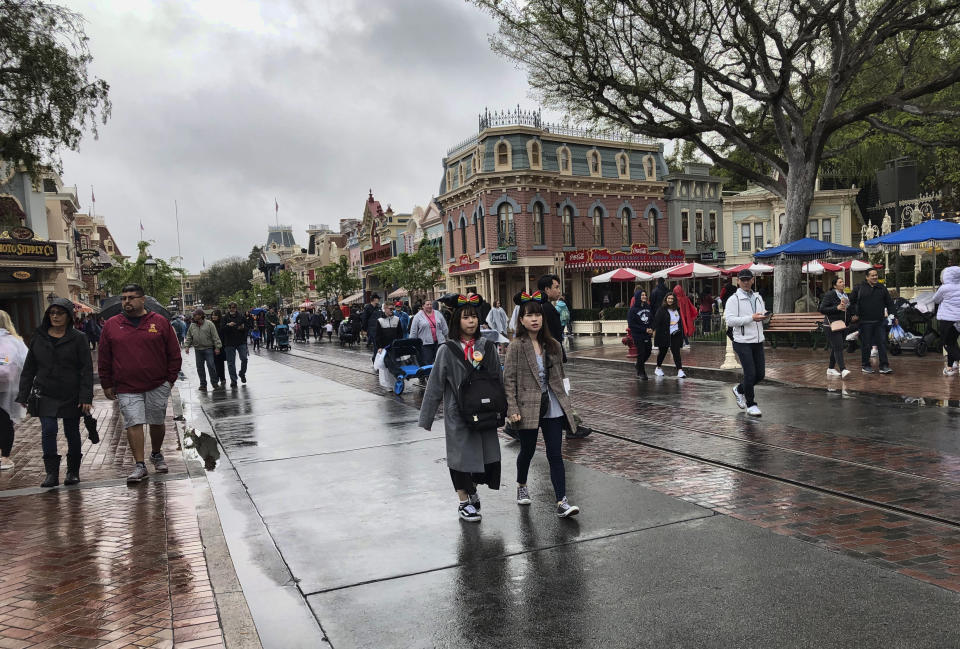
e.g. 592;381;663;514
497;224;517;248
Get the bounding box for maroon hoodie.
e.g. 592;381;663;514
98;311;182;393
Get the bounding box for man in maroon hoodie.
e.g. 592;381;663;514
98;284;182;483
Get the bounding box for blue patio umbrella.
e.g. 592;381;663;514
754;237;861;259
863;219;960;248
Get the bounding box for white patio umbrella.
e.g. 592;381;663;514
590;268;653;283
650;262;723;279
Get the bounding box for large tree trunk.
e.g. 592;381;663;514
772;162;817;313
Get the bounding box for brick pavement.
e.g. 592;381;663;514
0;385;226;649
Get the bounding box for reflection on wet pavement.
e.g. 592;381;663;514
185;428;222;471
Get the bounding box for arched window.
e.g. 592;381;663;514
460;218;467;255
533;202;545;246
648;209;659;247
447;221;455;258
478;208;485;249
497;202;514;246
497;142;509;166
592;206;603;245
560;148;570;172
474;217;480;253
531;141;541;167
621;207;632;245
458;164;465;185
618;155;627;176
590;151;601;174
563;206;574;247
646;157;655;179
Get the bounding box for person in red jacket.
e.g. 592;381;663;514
98;284;182;484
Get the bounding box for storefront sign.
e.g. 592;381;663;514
0;239;57;261
489;250;516;265
700;251;726;262
9;226;34;241
362;244;392;265
0;268;36;282
79;248;100;260
564;243;685;270
449;254;480;274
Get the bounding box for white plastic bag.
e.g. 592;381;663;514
373;349;387;371
378;368;394;390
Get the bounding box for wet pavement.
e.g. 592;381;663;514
182;339;960;648
0;384;228;649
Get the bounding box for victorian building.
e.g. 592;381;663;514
356;191;411;300
436;109;683;309
74;212;121;308
664;163;728;265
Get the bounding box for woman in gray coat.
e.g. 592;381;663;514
419;298;502;522
503;295;580;517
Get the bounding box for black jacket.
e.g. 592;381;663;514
221;311;248;347
628;301;653;340
541;300;567;362
819;290;849;324
651;306;681;349
361;304;382;333
372;315;403;349
650;281;668;317
17;300;94;418
850;281;895;322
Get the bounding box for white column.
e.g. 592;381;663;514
524;266;530;293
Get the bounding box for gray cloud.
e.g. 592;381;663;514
58;0;537;271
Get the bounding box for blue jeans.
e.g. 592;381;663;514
224;344;248;382
41;417;81;458
195;348;217;386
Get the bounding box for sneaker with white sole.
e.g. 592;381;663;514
458;501;481;522
468;493;481;512
944;366;958;376
746;405;762;417
517;485;531;505
556;497;580;518
150;452;169;474
826;368;841;377
676;369;687;378
731;386;746;409
654;367;664;377
126;463;149;483
841;369;851;379
0;457;12;471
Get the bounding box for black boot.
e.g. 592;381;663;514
41;454;61;488
64;453;82;486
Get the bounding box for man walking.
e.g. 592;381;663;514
849;268;895;374
265;307;279;349
221;302;249;387
98;284;182;483
361;295;382;360
725;269;767;417
184;308;222;390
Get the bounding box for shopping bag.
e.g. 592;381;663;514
378;368;394;390
373;349;387;371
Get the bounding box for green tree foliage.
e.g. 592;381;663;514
98;241;183;306
194;256;257;306
476;0;960;311
314;256;360;302
0;1;111;178
270;270;306;307
375;240;444;302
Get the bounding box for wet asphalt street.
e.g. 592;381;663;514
179;341;960;649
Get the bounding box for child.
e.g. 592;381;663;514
325;321;333;341
419;295;503;522
250;328;261;351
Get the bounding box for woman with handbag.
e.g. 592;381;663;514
418;295;503;523
0;311;28;471
16;298;93;487
503;293;580;518
819;277;851;379
652;293;686;378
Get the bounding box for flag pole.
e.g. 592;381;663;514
90;185;95;218
176;200;185;314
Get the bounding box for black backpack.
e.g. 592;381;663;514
444;340;507;432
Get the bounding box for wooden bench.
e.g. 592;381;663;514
764;313;825;349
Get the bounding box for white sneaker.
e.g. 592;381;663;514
944;366;957;376
676;369;687;378
841;369;851;379
0;457;12;471
827;368;841;377
746;405;762;417
654;367;664;377
731;386;746;409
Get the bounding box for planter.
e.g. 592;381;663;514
571;320;601;335
601;319;628;336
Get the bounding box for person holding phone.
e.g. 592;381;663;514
819;277;851;378
724;269;767;417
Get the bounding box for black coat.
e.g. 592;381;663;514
819;290;849;324
18;325;93;418
850;281;895;322
221;311;247;347
650;282;669;317
651;306;681;349
540;300;567;362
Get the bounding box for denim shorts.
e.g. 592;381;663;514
117;383;172;428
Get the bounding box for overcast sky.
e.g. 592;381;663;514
58;0;539;274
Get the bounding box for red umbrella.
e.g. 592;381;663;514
721;263;774;276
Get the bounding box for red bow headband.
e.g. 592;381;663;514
520;291;542;303
457;294;480;305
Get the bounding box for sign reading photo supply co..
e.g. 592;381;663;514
0;239;57;262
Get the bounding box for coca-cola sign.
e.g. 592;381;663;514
564;243;685;269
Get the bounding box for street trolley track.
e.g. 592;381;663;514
264;347;960;530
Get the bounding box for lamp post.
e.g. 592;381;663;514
144;256;157;297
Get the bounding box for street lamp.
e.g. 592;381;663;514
144;256;157;297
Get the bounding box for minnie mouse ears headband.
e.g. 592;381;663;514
512;290;543;306
438;293;486;309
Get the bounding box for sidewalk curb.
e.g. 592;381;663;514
172;386;264;649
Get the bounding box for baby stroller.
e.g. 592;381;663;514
338;320;358;346
382;338;433;395
274;323;291;351
888;298;941;356
293;320;306;343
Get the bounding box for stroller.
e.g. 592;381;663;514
338;320;358;346
274;323;291;351
382;338;433;395
888;298;941;356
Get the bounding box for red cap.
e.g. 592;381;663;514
395;301;402;307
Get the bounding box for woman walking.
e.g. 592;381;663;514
627;289;653;380
418;296;503;522
16;298;93;487
503;293;580;518
0;311;27;471
210;309;227;388
652;293;686;378
934;265;960;375
409;300;448;365
485;299;508;337
819;277;851;378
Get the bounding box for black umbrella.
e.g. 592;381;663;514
99;295;173;320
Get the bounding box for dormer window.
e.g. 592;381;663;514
645;156;655;180
589;151;601;176
557;146;572;175
458;163;465;186
616;152;629;179
495;140;512;171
